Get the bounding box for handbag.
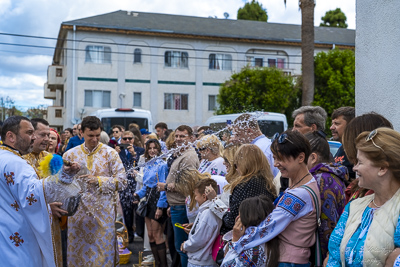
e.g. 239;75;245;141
212;234;225;265
136;169;159;217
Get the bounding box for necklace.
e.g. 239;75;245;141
372;199;382;208
290;172;311;189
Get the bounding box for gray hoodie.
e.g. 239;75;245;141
183;200;222;266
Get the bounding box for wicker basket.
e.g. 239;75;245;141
115;221;129;249
119;250;132;265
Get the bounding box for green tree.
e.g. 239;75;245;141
216;67;299;118
237;0;268;22
320;8;348;28
26;105;48;119
313;49;355;130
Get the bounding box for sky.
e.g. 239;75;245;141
0;0;356;112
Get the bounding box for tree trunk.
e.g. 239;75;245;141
300;0;315;106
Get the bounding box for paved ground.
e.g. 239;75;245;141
120;237;172;267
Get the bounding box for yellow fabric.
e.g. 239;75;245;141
63;143;127;266
24;150;63;267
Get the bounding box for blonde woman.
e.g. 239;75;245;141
197;135;226;177
220;144;276;235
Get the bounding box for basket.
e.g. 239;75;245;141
119;249;132;265
115;221;129;249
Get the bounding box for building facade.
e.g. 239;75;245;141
44;10;355;130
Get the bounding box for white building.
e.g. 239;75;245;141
44;10;355;131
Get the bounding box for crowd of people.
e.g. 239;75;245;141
1;105;400;267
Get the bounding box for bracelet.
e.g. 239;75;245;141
394;254;400;267
164;183;168;191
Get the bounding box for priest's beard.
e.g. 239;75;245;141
15;134;34;155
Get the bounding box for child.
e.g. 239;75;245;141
221;195;279;267
181;179;222;267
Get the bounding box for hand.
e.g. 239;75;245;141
180;241;186;253
205;185;217;200
167;207;171;217
50;202;68;218
323;252;329;267
385;248;400;267
157;182;166;191
155;208;163;220
182;223;193;235
79;174;99;185
133;193;139;204
127;145;136;156
115;145;121;153
167;183;175;191
63;162;80;175
232;216;245;242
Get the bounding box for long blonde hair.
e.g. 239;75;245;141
222;144;241;191
174;169;211;211
230;144;276;197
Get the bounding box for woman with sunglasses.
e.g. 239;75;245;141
196;134;227;177
231;130;320;267
325;128;400;266
133;139;169;267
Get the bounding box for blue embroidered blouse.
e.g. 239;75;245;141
327;204;400;266
135;159;168;208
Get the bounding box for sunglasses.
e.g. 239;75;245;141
122;137;133;141
198;147;207;151
272;133;294;144
366;129;383;151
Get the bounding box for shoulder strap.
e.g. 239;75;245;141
302;185;322;267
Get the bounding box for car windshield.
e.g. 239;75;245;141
101;117;148;134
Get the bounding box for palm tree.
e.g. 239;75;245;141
285;0;315;106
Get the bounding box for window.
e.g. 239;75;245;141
209;54;232;70
164;93;188;110
84;90;111;108
133;92;142;107
85;46;111;64
208;95;219;111
134;48;142;63
55;109;62;118
268;58;285;69
164;51;188;68
247;57;263;67
56;68;63;77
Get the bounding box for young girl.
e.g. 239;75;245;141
221;195;279;267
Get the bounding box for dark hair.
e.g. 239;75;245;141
175;125;193;136
155;122;168;130
343;112;393;164
112;125;123;132
163;129;173;142
271;130;311;162
1;116;31;141
239;195;279;267
331;106;355;124
81;116;102;132
64;128;73;135
129;126;144;147
144;139;161;160
194;178;218;195
30;118;49;129
304;131;331;163
198;126;211;132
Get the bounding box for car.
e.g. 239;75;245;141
328;140;342;157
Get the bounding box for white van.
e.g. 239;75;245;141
205;111;288;138
91;108;153;134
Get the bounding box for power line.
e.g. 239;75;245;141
0;31;304;58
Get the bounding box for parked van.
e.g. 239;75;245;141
205;112;288;138
91;108;153;134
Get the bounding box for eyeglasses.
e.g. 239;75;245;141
273;133;294;144
366;129;383;151
122;137;133;141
